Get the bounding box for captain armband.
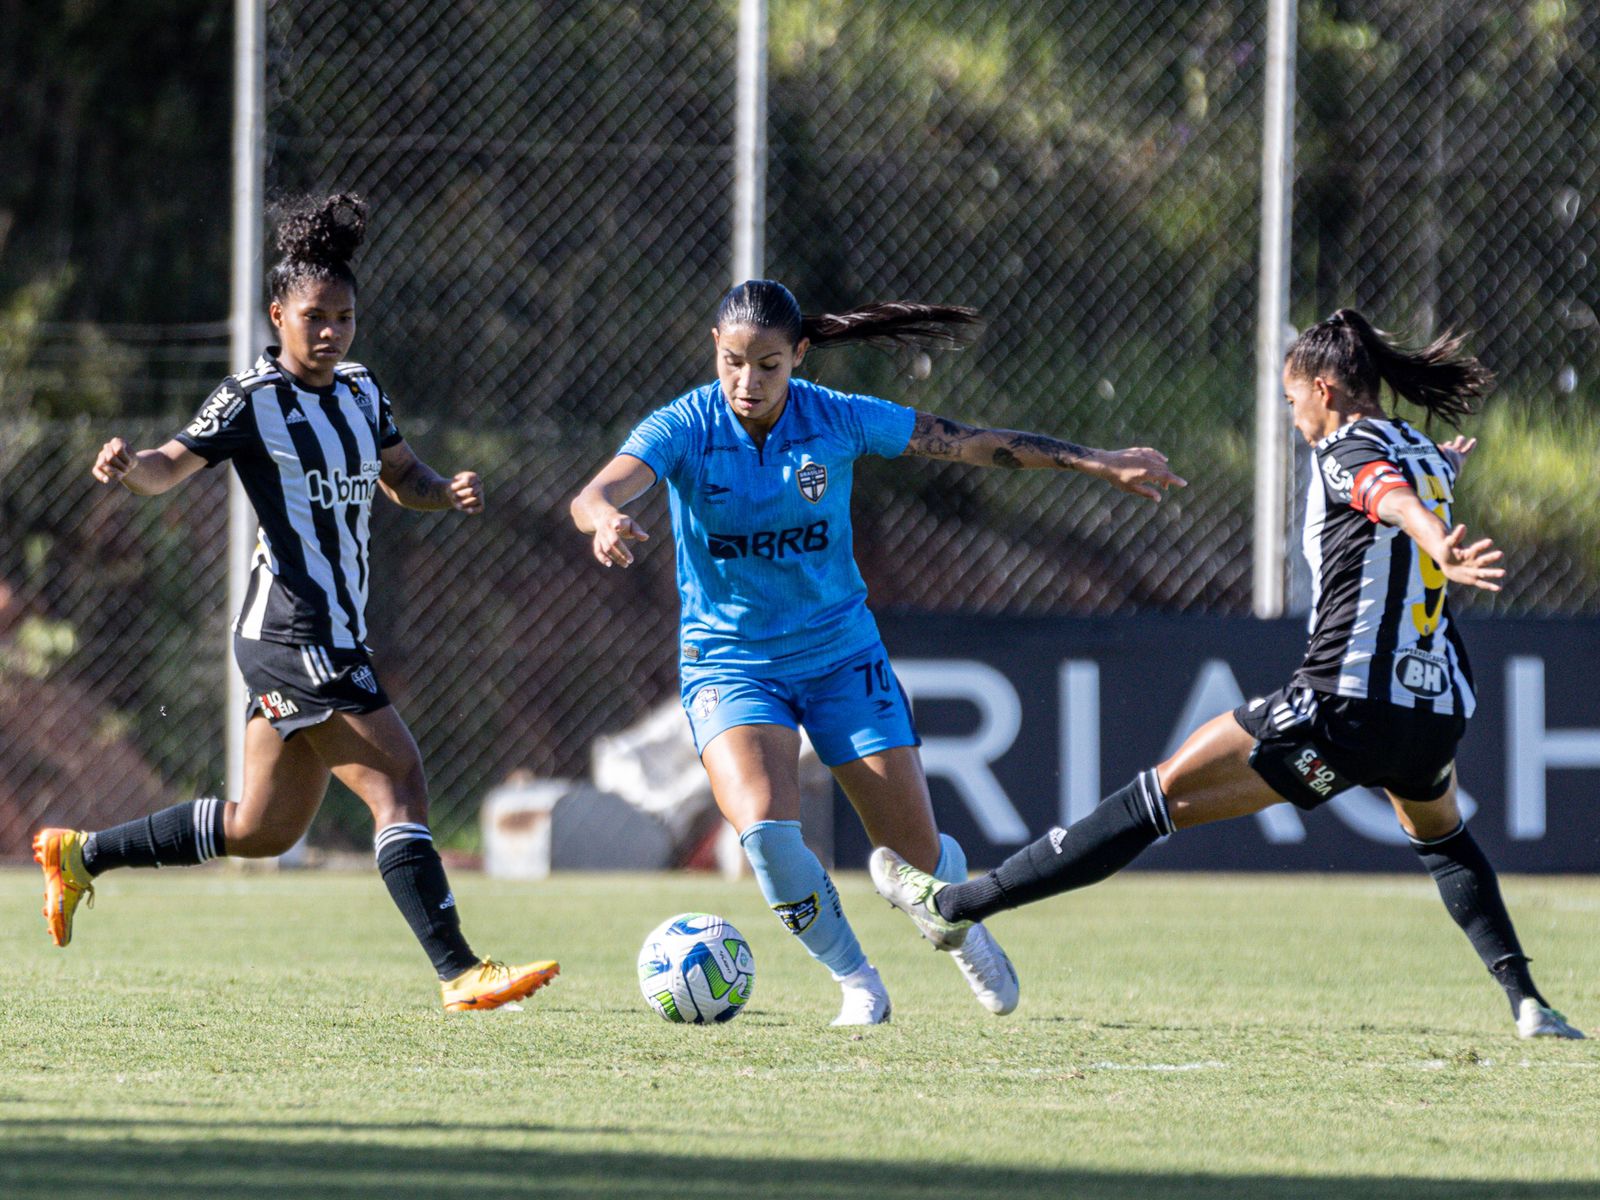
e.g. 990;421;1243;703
1349;460;1410;523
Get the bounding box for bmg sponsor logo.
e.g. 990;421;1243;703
306;461;382;508
707;521;829;560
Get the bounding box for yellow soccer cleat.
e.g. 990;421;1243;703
33;828;95;948
441;958;560;1012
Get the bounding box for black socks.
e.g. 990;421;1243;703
82;798;228;875
375;823;480;980
1412;822;1546;1015
937;769;1173;924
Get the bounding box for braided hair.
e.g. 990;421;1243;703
267;193;368;302
1285;308;1493;428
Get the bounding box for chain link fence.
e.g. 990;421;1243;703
5;0;1600;855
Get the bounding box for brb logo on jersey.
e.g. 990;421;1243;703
305;460;382;508
1394;649;1450;698
707;521;829;560
185;386;245;439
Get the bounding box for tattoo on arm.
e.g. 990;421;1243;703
906;412;1089;469
389;458;449;508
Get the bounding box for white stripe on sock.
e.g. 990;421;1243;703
374;822;433;858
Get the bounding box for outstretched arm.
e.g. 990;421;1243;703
92;438;207;495
903;412;1186;501
379;441;484;513
1376;488;1504;592
570;454;658;568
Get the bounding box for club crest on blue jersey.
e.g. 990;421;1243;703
797;461;827;503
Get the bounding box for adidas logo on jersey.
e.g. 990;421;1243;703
284;406;309;424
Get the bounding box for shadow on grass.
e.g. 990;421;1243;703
3;1122;1598;1200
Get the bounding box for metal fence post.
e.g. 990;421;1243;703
733;0;768;284
1253;0;1297;619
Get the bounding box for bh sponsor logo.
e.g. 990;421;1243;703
306;461;382;508
707;520;829;560
1395;649;1449;698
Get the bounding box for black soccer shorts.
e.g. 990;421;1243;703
234;633;392;739
1232;684;1466;809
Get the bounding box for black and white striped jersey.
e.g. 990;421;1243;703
1291;416;1475;716
174;348;403;648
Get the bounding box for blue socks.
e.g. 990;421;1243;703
741;820;866;979
932;833;968;884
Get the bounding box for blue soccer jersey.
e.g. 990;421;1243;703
617;377;916;671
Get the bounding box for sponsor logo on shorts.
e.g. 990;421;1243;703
692;686;721;721
797;461;827;502
1048;826;1068;854
773;893;820;935
1292;745;1339;797
184;386;245;439
258;690;300;720
706;520;829;560
350;665;379;694
1394;649;1450;698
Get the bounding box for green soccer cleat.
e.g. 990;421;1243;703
869;846;973;951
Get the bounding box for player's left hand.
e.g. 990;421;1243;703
1438;435;1477;474
1439;523;1505;591
449;471;484;514
1089;447;1188;501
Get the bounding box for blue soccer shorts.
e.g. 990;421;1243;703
681;641;920;767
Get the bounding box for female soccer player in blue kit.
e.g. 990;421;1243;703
571;280;1183;1024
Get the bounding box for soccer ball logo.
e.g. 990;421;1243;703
636;912;755;1024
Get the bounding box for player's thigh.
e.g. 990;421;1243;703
1156;711;1285;829
830;746;939;872
699;722;803;832
230;714;331;855
1388;772;1464;841
302;705;429;823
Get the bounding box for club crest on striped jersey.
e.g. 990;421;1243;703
796;461;827;502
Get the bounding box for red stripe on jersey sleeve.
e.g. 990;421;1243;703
1349;460;1410;522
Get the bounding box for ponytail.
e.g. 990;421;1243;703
1286;308;1493;427
716;279;982;354
267;192;368;301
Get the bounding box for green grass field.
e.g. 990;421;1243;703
4;867;1598;1199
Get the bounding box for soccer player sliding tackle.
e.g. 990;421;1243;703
872;309;1583;1040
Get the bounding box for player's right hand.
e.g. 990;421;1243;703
593;512;650;568
92;437;134;484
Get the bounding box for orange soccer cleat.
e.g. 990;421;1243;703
33;828;95;948
440;957;560;1012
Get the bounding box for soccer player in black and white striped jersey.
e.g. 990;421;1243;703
32;194;557;1012
873;309;1583;1040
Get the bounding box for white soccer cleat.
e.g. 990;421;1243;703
831;961;892;1026
869;846;972;951
950;923;1020;1016
1516;998;1585;1040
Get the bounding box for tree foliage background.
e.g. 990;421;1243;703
2;0;1597;849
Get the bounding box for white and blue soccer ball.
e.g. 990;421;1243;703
637;912;755;1024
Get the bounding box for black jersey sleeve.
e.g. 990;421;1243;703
173;378;256;466
375;379;403;449
1315;433;1410;522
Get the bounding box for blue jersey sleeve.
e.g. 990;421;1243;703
842;393;916;459
617;403;694;485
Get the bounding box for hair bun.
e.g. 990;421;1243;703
274;193;368;268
